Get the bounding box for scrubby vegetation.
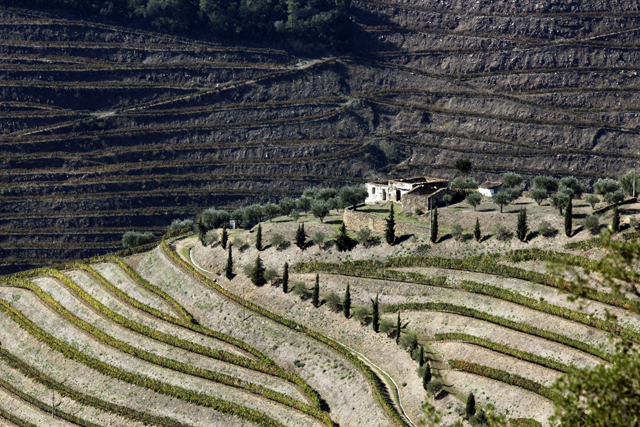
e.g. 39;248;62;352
3;0;352;49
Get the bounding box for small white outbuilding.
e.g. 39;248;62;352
478;181;503;198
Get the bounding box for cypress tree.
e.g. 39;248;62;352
474;217;481;242
255;223;262;251
312;273;320;307
224;245;233;279
395;313;401;344
221;224;228;249
197;217;206;245
419;346;424;366
343;283;351;318
295;223;307;250
335;222;350;252
282;262;289;293
385;203;396;245
516;208;528;242
251;256;266;287
612;205;620;233
371;293;379;333
430;206;438;243
565;197;573;237
422;363;432;389
465;392;476;418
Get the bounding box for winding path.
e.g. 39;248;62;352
184;243;418;427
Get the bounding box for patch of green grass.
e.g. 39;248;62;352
181;247;190;260
360;203;426;225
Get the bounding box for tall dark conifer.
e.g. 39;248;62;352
612;205;620;233
430;206;438;243
343;283;351;318
225;245;233;279
221;224;228;249
255;223;262;251
385;203;396;245
282;262;289;293
335;223;350;252
565;197;573;237
312;273;320;307
423;363;432;389
517;208;528;242
395;313;401;344
251;256;266;286
295;223;307;249
466;392;477;418
197;217;206;245
371;293;379;333
474;217;481;242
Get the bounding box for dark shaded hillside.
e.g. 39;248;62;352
1;2;640;272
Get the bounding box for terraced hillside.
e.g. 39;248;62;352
0;198;638;427
0;227;429;427
175;206;640;426
3;1;640;271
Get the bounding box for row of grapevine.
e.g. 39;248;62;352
5;272;324;419
0;297;290;427
161;236;410;427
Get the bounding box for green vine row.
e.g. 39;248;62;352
161;237;409;427
448;360;553;400
0;296;291;427
433;333;570;373
6;271;326;421
0;348;193;427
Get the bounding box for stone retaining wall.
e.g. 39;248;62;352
343;207;431;236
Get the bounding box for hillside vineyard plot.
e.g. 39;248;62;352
0;254;345;426
0;230;638;426
2;2;640;270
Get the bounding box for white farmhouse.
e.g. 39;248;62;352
365;177;450;211
478;181;503;198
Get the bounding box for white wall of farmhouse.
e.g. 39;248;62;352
365;182;412;204
479;188;495;197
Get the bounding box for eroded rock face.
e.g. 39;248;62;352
0;1;639;271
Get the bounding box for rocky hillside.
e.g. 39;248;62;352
1;1;640;272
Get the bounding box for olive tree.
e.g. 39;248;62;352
533;175;559;193
465;192;481;210
310;200;330;222
450;177;479;196
492;192;511;213
559;176;584;199
262;203;281;221
530;188;548;206
502;172;522;189
339;185;368;210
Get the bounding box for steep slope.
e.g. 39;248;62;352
1;2;640;271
